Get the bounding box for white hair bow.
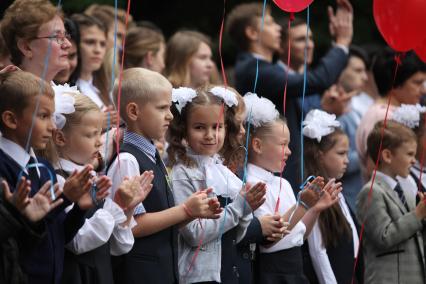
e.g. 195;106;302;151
210;86;238;107
302;109;340;142
391;103;426;129
243;92;279;127
51;83;78;129
171;87;197;113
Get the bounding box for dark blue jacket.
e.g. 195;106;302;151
0;149;86;284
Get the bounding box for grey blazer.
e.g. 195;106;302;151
356;174;426;284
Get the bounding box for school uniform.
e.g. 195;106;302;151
307;194;363;284
0;136;86;284
107;130;178;284
247;163;309;284
171;151;252;284
56;158;135;284
356;171;426;284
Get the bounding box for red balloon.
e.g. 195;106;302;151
414;40;426;63
272;0;313;13
373;0;426;51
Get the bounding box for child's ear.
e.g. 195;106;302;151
126;102;139;122
1;110;18;130
52;129;66;147
16;38;33;59
252;137;263;154
381;148;392;164
245;25;259;42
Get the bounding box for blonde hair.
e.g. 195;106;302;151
1;0;63;66
44;93;101;164
84;4;133;28
124;26;165;69
113;68;172;123
165;30;212;87
0;70;54;131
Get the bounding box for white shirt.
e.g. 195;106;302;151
247;163;306;253
77;77;104;109
308;193;359;284
55;158;136;255
107;152;146;215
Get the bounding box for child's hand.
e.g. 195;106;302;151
313;178;342;212
63;165;93;203
114;171;154;215
415;192;426;219
259;214;289;240
184;188;222;219
3;178;63;222
300;188;320;209
102;105;118;129
77;175;111;210
241;182;267;211
207;194;223;216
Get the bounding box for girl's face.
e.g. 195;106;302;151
186;104;225;156
255;122;291;173
62;110;103;165
235;107;246;144
149;42;166;73
79;25;107;75
188;42;214;88
321;134;349;180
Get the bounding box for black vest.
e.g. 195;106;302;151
112;143;178;284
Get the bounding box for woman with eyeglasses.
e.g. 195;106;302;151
1;0;71;83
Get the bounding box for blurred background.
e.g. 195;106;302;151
0;0;385;68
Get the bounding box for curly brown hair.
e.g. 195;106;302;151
304;129;352;248
166;85;240;168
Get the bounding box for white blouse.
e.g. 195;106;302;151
308;193;359;284
55;158;136;255
76;77;105;109
247;163;306;253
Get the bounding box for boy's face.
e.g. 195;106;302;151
135;89;173;140
255;14;282;53
386;141;417;178
14;95;55;150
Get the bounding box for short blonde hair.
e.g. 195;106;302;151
113;68;172;123
0;70;54;130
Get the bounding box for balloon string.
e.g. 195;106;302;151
351;53;402;284
283;12;295;115
219;0;228;87
299;6;310;184
253;0;268;93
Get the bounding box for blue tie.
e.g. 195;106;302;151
394;183;409;210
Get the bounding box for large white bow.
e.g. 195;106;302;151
302;109;340;142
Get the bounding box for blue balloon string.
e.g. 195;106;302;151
17;163;56;200
299;6;310;184
253;0;268;93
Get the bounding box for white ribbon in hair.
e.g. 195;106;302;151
51;83;78;129
302;109;340;142
243;92;279;127
210;86;238;107
391;103;426;129
171;87;197;113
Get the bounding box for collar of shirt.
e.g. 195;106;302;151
0;136;38;174
247;163;275;184
123;130;156;162
375;170;398;190
55;158;97;178
276;60;297;75
186;148;222;167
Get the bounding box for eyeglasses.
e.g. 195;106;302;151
31;32;71;45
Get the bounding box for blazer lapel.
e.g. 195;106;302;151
375;176;407;213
